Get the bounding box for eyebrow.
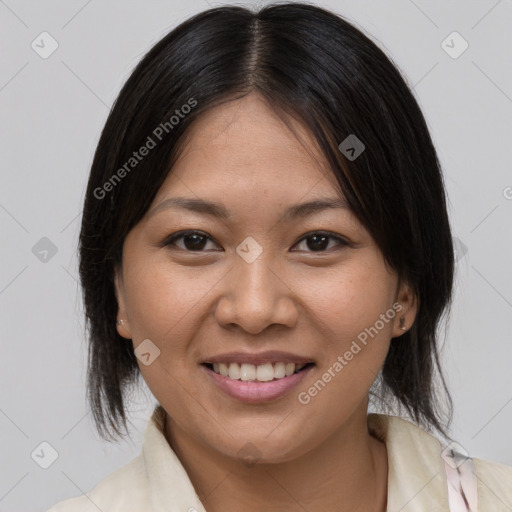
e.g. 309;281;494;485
146;196;350;222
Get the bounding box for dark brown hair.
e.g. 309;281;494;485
79;2;454;441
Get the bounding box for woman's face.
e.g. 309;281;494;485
115;92;416;463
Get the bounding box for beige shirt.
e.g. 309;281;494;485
46;405;512;511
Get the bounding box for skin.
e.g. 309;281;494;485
114;92;418;512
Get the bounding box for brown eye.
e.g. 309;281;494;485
292;232;348;252
162;231;221;252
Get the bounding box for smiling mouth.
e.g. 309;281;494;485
201;361;315;382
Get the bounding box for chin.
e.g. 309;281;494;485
208;430;315;466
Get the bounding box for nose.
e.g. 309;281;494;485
214;255;299;335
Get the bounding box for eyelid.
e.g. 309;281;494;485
160;230;222;250
291;230;349;252
160;229;349;252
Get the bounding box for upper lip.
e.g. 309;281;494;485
202;351;314;366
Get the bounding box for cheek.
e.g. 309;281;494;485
297;259;396;343
123;258;219;340
293;258;396;405
121;260;214;408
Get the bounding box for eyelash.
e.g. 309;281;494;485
161;230;349;253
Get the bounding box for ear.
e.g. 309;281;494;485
392;279;418;338
114;265;132;339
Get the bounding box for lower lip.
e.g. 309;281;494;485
201;364;314;403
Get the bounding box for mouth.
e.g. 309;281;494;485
201;361;315;382
200;360;316;403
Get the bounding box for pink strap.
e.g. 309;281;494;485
442;444;479;512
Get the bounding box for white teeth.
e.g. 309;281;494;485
274;362;286;378
228;362;240;380
240;363;256;381
209;362;309;381
256;363;275;381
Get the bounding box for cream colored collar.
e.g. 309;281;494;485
142;405;450;511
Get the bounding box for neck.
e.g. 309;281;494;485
164;406;388;512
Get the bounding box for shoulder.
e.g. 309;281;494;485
368;413;512;510
473;456;512;510
45;454;149;512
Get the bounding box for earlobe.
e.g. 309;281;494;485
393;281;418;338
114;266;132;339
116;318;131;339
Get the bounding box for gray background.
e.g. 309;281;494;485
0;0;511;510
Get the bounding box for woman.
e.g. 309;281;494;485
47;2;512;511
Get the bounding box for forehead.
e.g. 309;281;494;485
159;93;342;198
